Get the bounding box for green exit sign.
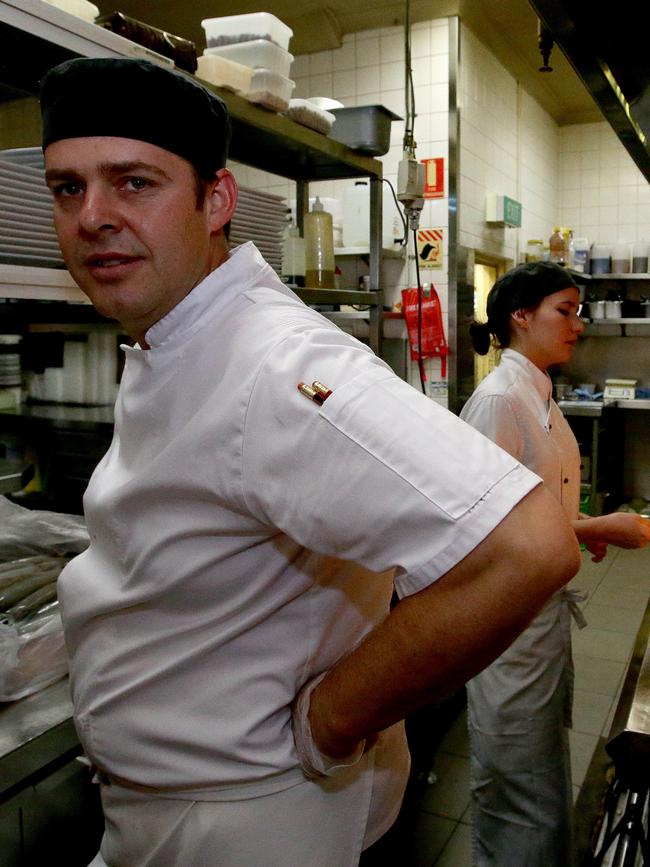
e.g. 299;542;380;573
503;196;522;227
486;193;522;228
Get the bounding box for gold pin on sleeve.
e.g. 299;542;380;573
297;380;333;405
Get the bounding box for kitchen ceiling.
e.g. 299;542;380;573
91;0;604;126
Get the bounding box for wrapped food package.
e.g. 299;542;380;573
0;497;89;701
97;12;198;73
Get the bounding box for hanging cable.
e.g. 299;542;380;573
398;0;426;394
382;178;408;244
413;228;426;394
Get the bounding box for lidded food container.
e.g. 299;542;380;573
611;241;631;274
525;239;544;262
201;12;293;50
632;241;649;274
590;244;611;274
204;39;293;77
571;237;590;273
245;69;295;112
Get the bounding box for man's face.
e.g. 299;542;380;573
45;136;235;342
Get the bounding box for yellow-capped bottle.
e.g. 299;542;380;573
304;197;335;289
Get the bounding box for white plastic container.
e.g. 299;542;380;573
571;237;590;273
205;39;293;77
281;219;305;286
632;240;649;273
201;12;293;51
611;242;631;274
196;54;254;94
245;69;295;112
43;0;99;22
342;181;370;248
341;181;403;249
590;244;611;274
284;99;335;135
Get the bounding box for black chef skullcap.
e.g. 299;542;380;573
40;57;231;177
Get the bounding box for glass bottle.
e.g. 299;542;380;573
549;226;566;265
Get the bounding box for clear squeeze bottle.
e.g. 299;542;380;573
304;197;335;289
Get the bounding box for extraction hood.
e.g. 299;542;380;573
529;0;650;183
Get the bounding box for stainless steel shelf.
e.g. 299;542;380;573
571;271;650;281
0;0;382;183
294;287;380;306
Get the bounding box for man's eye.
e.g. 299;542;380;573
51;182;82;197
126;177;151;191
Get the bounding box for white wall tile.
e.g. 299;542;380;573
356;66;381;96
310;51;333;75
380;32;404;63
356;35;380;66
380;61;404;92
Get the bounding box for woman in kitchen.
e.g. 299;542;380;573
460;260;650;867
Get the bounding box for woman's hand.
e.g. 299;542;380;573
574;513;650;556
584;539;608;563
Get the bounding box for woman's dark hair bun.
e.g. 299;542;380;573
469;320;492;356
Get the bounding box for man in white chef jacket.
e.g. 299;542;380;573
40;57;580;867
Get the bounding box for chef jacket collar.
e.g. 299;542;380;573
500;348;553;404
141;242;272;350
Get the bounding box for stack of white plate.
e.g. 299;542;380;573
0;150;287;274
231;186;286;274
0;147;64;268
0;335;21;387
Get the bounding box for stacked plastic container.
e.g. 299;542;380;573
200;13;295;112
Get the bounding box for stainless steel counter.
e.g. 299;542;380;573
0;403;114;431
606;598;650;788
0;677;77;798
0;459;28;494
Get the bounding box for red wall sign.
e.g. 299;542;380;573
421;157;444;199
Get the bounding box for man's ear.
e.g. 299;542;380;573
207;168;238;230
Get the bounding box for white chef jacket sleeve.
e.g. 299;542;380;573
241;326;541;597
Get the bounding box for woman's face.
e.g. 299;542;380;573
511;286;585;371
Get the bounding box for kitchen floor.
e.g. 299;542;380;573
363;544;650;866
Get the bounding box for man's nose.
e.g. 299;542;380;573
79;186;121;233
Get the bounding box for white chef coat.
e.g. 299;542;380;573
58;245;540;863
460;348;581;867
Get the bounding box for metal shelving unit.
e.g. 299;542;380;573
0;0;386;354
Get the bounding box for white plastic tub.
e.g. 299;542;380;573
201;12;293;51
204;39;293;77
196;54;254;94
245;69;295;113
284;99;335;134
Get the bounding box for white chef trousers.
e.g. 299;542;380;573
467;593;575;867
